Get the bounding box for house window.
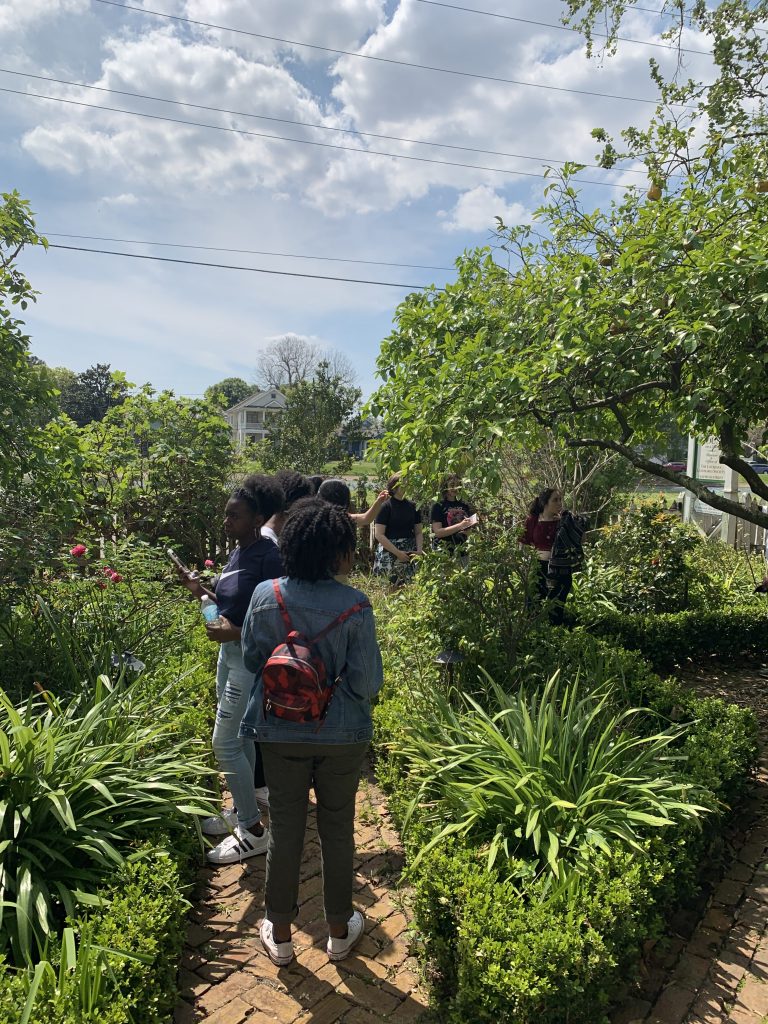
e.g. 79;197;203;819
246;411;263;424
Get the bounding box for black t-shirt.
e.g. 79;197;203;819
214;538;284;627
375;497;422;540
430;499;473;547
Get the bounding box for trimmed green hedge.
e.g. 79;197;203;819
0;849;192;1023
373;621;759;1023
585;607;768;670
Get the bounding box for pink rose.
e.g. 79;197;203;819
109;572;123;583
102;566;113;576
70;544;87;558
204;559;215;569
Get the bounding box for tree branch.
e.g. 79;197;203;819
567;436;768;529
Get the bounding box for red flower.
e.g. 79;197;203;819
204;559;215;569
70;544;87;558
109;572;123;583
102;566;113;576
96;581;107;590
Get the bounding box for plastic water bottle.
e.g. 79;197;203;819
200;595;220;624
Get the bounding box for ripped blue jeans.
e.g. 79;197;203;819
213;642;261;830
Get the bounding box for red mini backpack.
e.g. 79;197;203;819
262;578;370;724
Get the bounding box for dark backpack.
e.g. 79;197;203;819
262;578;370;723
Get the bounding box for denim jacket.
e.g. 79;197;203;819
239;577;384;745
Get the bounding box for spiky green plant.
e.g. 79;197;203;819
0;675;215;965
399;672;711;881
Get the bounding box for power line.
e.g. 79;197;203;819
44;243;432;288
43;232;455;271
0;67;649;177
413;0;710;55
1;87;640;189
90;0;678;108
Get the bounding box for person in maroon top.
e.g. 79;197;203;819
519;487;571;624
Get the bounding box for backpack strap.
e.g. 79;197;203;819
271;578;294;634
310;599;371;645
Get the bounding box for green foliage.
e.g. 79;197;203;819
0;852;190;1024
56;364;129;428
397;673;710;882
574;502;700;614
258;361;363;474
588;606;768;673
78;388;237;562
203;377;253;409
409;840;665;1024
370;1;768;525
0;674;214;965
0;191;57;487
0;541;198;704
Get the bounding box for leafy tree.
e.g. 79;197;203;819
204;376;253;409
0;191;58;483
0;193;87;585
58;363;128;427
254;334;357;390
78;389;237;562
258;362;362;474
371;0;768;528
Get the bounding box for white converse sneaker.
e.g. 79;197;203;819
201;807;237;837
254;786;270;808
206;825;269;865
260;919;294;966
327;911;365;962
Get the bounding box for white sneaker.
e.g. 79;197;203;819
327;911;365;962
206;825;269;865
260;919;294;966
254;786;270;808
201;807;237;837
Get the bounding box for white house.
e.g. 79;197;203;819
223;389;287;446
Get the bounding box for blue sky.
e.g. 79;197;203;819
2;0;712;398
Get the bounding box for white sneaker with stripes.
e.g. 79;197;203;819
206;825;269;864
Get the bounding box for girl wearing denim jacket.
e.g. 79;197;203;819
240;497;384;967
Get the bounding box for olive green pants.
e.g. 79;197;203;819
261;741;369;927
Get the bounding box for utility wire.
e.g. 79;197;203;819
0;67;650;177
413;0;710;54
43;232;455;272
1;87;640;189
44;243;432;289
90;0;681;108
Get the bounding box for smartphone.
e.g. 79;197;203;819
167;548;189;573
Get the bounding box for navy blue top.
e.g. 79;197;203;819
214;538;284;628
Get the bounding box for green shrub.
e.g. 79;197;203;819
0;850;190;1023
410;841;666;1024
0;674;214;964
573;502;700;615
586;606;768;672
396;673;710;881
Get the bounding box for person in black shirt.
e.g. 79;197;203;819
373;472;423;583
177;474;284;864
430;474;477;552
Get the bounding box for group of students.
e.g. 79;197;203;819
175;471;575;969
176;469;401;967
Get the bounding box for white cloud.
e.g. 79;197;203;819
441;186;529;233
101;192;140;206
0;0;87;33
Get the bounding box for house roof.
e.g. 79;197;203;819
224;389;287;415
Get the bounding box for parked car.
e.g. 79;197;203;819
662;461;687;473
746;461;768;474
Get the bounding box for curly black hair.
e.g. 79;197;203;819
308;474;325;493
231;474;285;520
280;497;356;581
274;469;314;509
317;478;351;509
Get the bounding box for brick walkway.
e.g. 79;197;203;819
613;663;768;1024
174;770;430;1024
